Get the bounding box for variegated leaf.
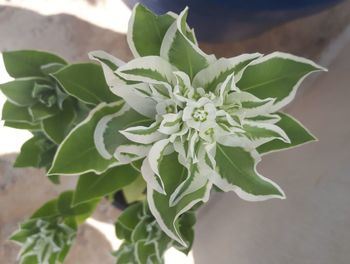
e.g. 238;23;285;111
242;120;290;147
237;52;326;111
160;8;214;80
128;4;177;58
114;143;151;164
120;121;165;144
141;139;171;194
147;152;212;246
48;102;125;175
111;83;157;119
257;112;316;154
94;105;152;160
193;53;261;92
88;50;125;87
116;56;175;85
202;143;285;201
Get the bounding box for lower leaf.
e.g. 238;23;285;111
206;144;285;201
257;112;316;154
147;152;212;246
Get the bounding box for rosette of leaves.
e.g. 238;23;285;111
43;3;326;261
0;50;93;181
10;191;98;264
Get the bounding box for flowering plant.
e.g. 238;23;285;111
1;4;325;264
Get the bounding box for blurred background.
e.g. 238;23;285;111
0;0;349;263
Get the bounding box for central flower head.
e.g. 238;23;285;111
182;97;216;133
192;108;207;121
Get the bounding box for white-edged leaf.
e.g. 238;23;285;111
245;114;281;124
242;120;290;147
147;152;212;246
225;91;275;117
1;101;33;124
203;144;285;201
48;102;125;176
257;112;316;154
28;102;59;121
116;56;175;85
52;63;119;105
88;50;125;87
142;138;172;193
127;4;177;57
120;121;165;144
173;71;192;98
160;8;213;80
169;164;207;206
94;105;152;161
158;111;182;135
237;52;327;111
111;83;157;119
41;98;76;144
193;53;262;92
93;103;130;159
114;143;151;164
0;78;39;106
141;156;165;195
2;50;67;78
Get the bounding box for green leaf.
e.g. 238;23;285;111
2;101;33;123
160;8;213;80
120;121;164;145
14;134;57;170
57;191;98;223
257;112;316;154
174;211;196;254
4;120;40;130
88;50;125;88
48;102;125;175
2;50;67;78
31;82;54;99
94;105;152;160
128;4;176;57
135;241;157;264
73;164;139;206
115;203;143;242
40;62;65;75
116;56;174;85
123;174;146;204
148;152;211;246
37;141;57;170
193;53;261;92
28;102;59;121
114;243;137;264
0;78;38;106
52;63;119;105
89;51;122;71
14;136;43;168
242;121;290;147
41;99;76;144
48;175;60;185
211;144;285;201
30;199;59;219
237;52;326;111
9;229;37;243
